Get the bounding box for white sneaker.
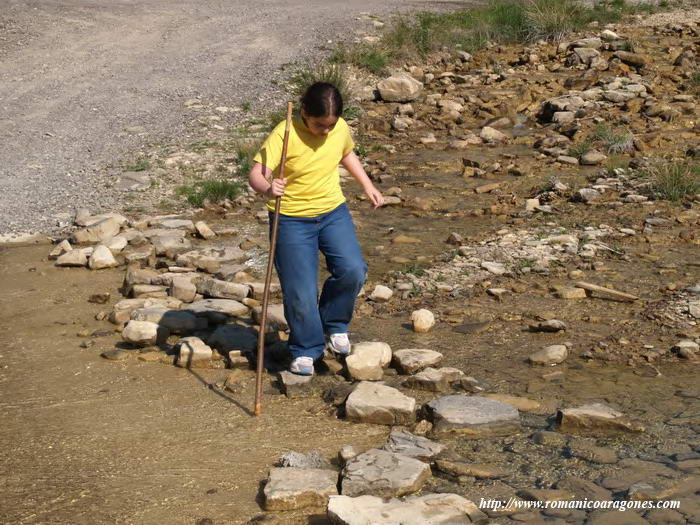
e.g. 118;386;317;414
289;356;314;376
328;333;351;357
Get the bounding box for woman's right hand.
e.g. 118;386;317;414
266;177;287;198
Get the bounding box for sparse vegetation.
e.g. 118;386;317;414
234;139;264;176
690;71;700;96
176;179;244;207
568;140;593;159
241;101;252;112
401;262;426;277
643;160;700;201
124;158;150;172
591;124;635;154
331;0;657;73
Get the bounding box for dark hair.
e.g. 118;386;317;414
300;82;343;118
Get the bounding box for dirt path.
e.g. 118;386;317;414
0;0;473;236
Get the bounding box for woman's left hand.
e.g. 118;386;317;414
364;185;384;209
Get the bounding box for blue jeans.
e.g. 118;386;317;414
270;202;367;361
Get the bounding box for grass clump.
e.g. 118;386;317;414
124;158;150;172
234;139;263;176
644;160;700;202
331;44;389;74
176;179;244;207
289;63;359;121
690;71;700;96
591;124;635;154
568;140;593;159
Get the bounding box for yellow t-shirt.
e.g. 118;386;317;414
253;116;355;217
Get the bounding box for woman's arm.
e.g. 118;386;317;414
248;162;286;198
341;152;384;209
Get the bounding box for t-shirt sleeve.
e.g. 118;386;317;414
341;119;355;157
253;123;285;174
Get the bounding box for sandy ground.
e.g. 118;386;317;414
0;0;473;236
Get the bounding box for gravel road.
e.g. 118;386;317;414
0;0;472;236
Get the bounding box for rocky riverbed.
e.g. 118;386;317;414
1;5;699;525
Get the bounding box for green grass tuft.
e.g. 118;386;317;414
568;140;593;159
176;179;244;207
645;160;700;202
591;124;635;154
125;158;150;172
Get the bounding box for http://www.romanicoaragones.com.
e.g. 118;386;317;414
479;497;681;512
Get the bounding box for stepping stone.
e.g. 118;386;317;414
176;337;213;369
403;367;464;392
184;299;249;323
328;493;487;525
529;344;568;365
278;371;314;398
208;324;257;352
196;279;250;301
131;307;203;334
382;430;445;461
263;467;338;511
426;395;521;436
345;382;416;426
346;342;392;381
557;403;644;434
176;246;248;273
434;459;510;479
341;449;431;498
122;320;169;346
392;348;443;374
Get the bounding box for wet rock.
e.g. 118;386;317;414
555;476;611;501
263;467;338;510
426;395;520;436
483;394;541;412
403;367;464;393
586;510;650;525
411;309;435;333
377;73;423;102
278;371;314;398
392;348;443;374
278;451;332;470
184;298;249;323
557;403;644;434
434;459;510;479
382;429;445;461
88;245;119;270
518;488;574;502
56;249;89;267
567;440;618;464
194;221;216;240
341;449;431;498
370;285;393;302
345;381;416;426
327;493;485;525
196;279;250;301
480;126;507;143
529;319;567;332
529;345;568;365
532;430;568;447
122;320;169;346
101;349;131;361
177;337;213;368
346;342;392;381
72;216;122;244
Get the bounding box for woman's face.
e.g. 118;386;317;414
301;109;338;137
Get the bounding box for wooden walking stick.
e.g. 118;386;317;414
254;101;293;416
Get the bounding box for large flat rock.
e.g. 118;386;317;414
345;382;416;426
183;298;249;323
557;403;644;434
341;449;431;498
426;395;521;436
263;467;338;511
392;348;443;374
327;493;487;524
382;430;445;461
